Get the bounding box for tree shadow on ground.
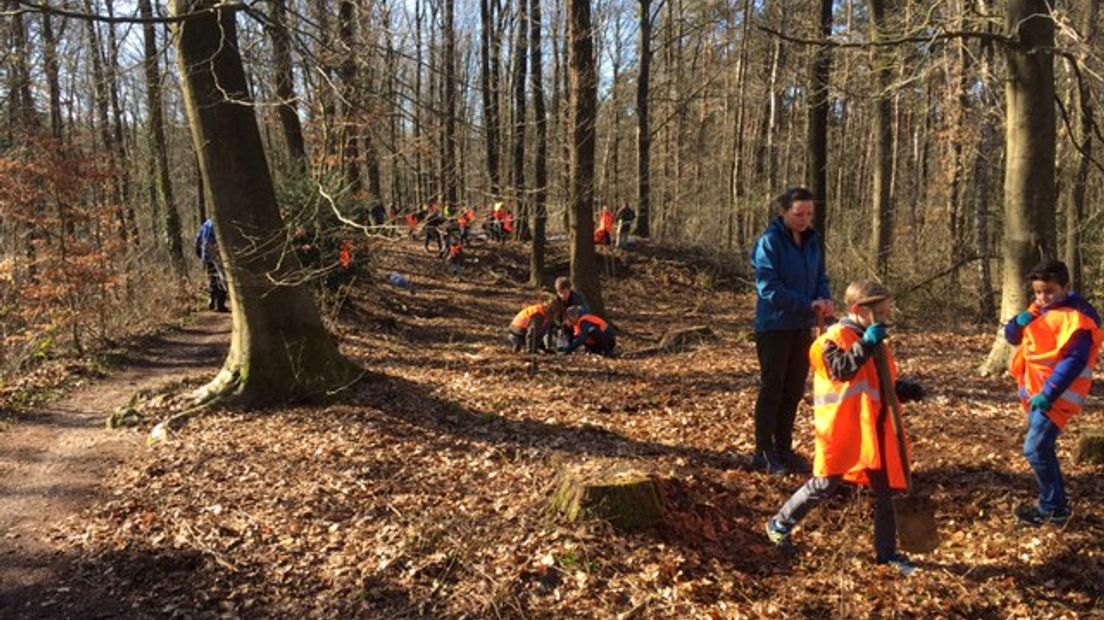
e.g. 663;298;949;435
358;371;738;471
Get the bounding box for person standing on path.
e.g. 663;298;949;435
750;187;832;475
194;217;229;313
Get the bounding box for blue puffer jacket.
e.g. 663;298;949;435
752;216;830;332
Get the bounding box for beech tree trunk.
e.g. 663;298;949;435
173;0;359;406
270;0;307;165
807;0;832;247
443;0;459;209
529;0;548;286
138;0;185;277
634;0;652;238
1065;0;1098;293
568;0;604;317
980;0;1057;375
480;0;502;198
511;0;529;238
869;0;894;279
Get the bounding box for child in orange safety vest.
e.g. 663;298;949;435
559;307;617;357
445;240;464;278
1004;259;1101;527
510;295;555;353
765;281;925;576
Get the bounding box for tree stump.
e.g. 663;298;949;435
1076;428;1104;465
551;462;664;531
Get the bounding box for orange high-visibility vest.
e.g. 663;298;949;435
574;315;609;345
511;304;549;331
1010;306;1102;430
600;210;615;234
809;324;910;490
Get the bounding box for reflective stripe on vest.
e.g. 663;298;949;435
813;379;881;408
808;324;909;491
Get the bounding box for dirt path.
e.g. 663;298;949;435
0;313;229;619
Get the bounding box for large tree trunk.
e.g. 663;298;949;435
443;0;459;210
138;0;185;278
173;0;359;405
529;0;548;287
807;0;832;249
1065;0;1098;294
634;0;653;238
337;0;362;195
568;0;605;317
42;12;63;140
270;0;307;165
511;0;529;239
480;0;502;199
869;0;894;279
980;0;1057;375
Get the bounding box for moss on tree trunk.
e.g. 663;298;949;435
173;0;360;409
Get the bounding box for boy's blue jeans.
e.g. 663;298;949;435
1023;409;1068;515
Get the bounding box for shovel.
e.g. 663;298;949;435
872;344;940;554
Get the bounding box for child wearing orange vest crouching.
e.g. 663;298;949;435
765;281;925;576
1005;259;1102;527
509;295;555;354
559;307;617;357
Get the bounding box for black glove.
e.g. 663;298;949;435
895;379;925;403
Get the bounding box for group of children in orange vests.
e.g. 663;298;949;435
504;260;1101;578
763;259;1100;576
509;276;617;357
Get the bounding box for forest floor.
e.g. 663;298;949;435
2;236;1103;619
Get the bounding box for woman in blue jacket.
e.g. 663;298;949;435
750;187;832;474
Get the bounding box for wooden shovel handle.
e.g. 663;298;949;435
872;344;913;494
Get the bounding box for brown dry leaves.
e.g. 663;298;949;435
54;240;1104;619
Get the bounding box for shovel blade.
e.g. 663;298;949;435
893;493;940;554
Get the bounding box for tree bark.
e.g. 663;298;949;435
807;0;832;250
337;0;362;195
270;0;307;165
568;0;604;317
138;0;185;277
511;0;529;238
481;0;502;198
980;0;1057;375
1065;0;1098;293
172;0;359;405
42;12;63;140
529;0;548;286
634;0;653;238
443;0;459;210
869;0;894;279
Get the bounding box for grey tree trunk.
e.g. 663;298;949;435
173;0;359;406
138;0;185;277
568;0;605;317
480;0;502;198
529;0;548;287
270;0;307;165
511;0;529;238
980;0;1057;375
869;0;894;279
443;0;459;209
807;0;832;249
634;0;652;238
1065;0;1098;293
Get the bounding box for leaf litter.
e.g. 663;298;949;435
51;239;1104;619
